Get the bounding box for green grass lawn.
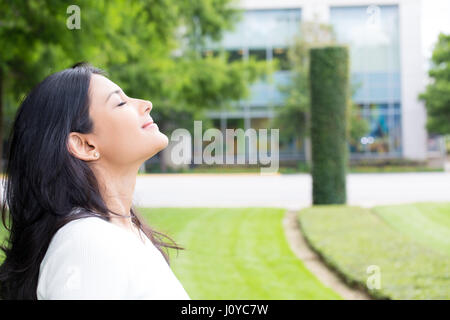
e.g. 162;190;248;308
373;202;450;256
0;207;341;300
138;207;341;300
299;204;450;299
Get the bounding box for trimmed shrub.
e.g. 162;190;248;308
309;46;349;204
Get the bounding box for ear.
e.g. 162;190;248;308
67;132;99;161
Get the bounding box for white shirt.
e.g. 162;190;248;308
37;212;191;300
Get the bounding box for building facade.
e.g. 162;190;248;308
205;0;437;162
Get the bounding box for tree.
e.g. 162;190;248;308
419;33;450;134
0;0;115;171
0;0;268;172
0;0;86;171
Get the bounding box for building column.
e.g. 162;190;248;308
400;0;427;161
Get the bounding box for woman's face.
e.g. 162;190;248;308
83;73;168;167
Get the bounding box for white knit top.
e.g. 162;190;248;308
36;211;191;300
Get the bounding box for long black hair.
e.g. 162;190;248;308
0;62;184;300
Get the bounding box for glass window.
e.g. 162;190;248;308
212;119;221;129
273;47;290;70
330;5;401;103
391;113;402;153
249;49;266;61
350;103;401;155
202;50;219;58
226;49;244;63
213;8;301;49
250;117;270;130
330;5;400;74
224;118;245;156
331;5;402;156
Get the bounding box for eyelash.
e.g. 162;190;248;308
118;101;127;107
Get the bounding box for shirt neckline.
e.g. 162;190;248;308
104;218;149;246
70;207;151;247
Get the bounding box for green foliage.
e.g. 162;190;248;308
419;33;450;134
299;205;450;299
309;46;349;204
0;0;269;143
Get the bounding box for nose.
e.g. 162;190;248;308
142;100;152;114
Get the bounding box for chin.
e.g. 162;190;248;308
159;132;169;149
151;132;169;155
143;131;169;160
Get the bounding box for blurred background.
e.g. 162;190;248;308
1;0;449;173
0;0;449;300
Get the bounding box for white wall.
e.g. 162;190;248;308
398;0;427;160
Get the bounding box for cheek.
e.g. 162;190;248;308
103;112;137;142
97;112;168;162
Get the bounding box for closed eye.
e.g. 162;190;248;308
118;101;127;107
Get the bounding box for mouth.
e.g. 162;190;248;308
142;118;158;130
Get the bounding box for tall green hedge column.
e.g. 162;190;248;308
309;46;349;204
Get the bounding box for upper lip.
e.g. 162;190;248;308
142;118;154;128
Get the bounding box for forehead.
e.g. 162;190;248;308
88;74;120;103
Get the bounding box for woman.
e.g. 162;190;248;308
0;62;190;300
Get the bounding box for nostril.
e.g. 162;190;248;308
143;102;151;114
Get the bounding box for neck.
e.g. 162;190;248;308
90;161;140;229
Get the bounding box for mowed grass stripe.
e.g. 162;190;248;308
299;205;449;299
139;207;342;300
373;202;450;256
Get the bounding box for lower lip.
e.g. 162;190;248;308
143;123;158;130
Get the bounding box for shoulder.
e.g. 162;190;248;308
37;217;137;299
45;216;138;261
40;215;141;269
37;214;190;300
52;216;130;247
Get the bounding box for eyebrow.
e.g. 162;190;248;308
105;89;121;102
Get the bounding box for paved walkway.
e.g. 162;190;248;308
133;172;450;209
283;210;372;300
